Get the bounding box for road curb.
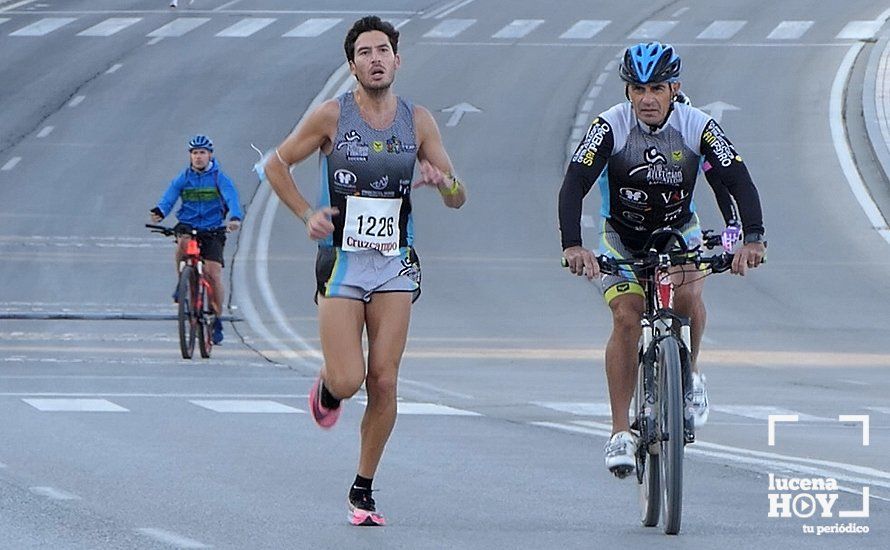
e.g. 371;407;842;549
862;34;890;185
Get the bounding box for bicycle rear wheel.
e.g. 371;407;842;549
197;282;212;359
177;267;197;359
658;336;684;535
636;355;660;527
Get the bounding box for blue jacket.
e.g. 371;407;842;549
155;159;243;229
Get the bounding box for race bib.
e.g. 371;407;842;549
342;196;401;256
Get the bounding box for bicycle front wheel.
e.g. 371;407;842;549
636;355;660;527
177;267;197;359
658;336;684;535
197;282;212;359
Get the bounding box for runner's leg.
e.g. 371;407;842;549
358;292;411;478
318;296;367;400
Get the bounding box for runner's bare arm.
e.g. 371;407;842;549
413;105;466;209
266;100;340;235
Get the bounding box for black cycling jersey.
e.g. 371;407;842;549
559;101;763;250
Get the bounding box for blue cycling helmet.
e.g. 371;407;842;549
619;42;681;84
187;134;213;152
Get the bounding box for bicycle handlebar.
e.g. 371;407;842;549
560;249;734;276
145;224;226;238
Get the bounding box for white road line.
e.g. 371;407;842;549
421;0;460;19
1;157;21;171
147;17;210;37
836;20;882;40
398;402;479;415
830;41;890;244
10;17;76;36
541;419;890;489
672;7;690;17
714;405;832;422
282;17;341;37
867;406;890;415
559;20;609;40
36;126;54;138
146;36;163;45
77;17;141;36
423;18;475;39
0;0;37;11
533;401;612;416
492;19;544;39
68;95;85;107
0;17;9;25
190;399;303;413
767;20;814;40
436;0;475;19
23;398;129;412
629;20;677;40
696;20;746;40
136;528;210;549
213;0;242;11
105;63;123;74
30;487;81;501
215;17;275;37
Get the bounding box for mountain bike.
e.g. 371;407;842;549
146;224;221;359
563;226;737;535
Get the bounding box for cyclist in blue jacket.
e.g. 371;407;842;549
150;135;243;345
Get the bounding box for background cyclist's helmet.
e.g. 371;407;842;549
619;42;681;85
188;134;214;152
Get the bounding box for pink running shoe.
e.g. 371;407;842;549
308;376;340;429
348;488;386;526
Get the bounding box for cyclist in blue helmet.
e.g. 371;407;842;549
558;42;766;477
151;134;243;345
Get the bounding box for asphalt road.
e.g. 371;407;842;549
1;0;888;548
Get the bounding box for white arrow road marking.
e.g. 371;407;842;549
441;102;481;127
698;101;740;124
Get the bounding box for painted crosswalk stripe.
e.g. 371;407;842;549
492;19;544;39
1;157;21;171
533;401;612;416
696;20;746;40
396;402;480;415
423;18;476;38
629;20;677;39
68;95;85;107
0;18;9;26
836;20;883;40
30;487;81;500
714;405;830;422
77;17;141;37
216;17;276;37
147;18;210;38
10;17;76;36
136;528;209;549
36;126;53;138
22;398;128;412
282;17;341;37
189;400;303;413
559;20;610;39
767;20;814;40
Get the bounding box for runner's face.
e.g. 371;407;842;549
350;30;400;91
190;148;211;170
628;82;679;126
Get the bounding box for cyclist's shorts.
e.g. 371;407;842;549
315;247;421;304
598;215;703;305
174;223;226;266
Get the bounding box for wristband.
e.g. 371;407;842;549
299;207;314;224
439;174;462;197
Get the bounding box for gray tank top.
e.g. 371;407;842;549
319;91;417;251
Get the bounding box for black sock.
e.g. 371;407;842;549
352;475;373;492
320;383;341;410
